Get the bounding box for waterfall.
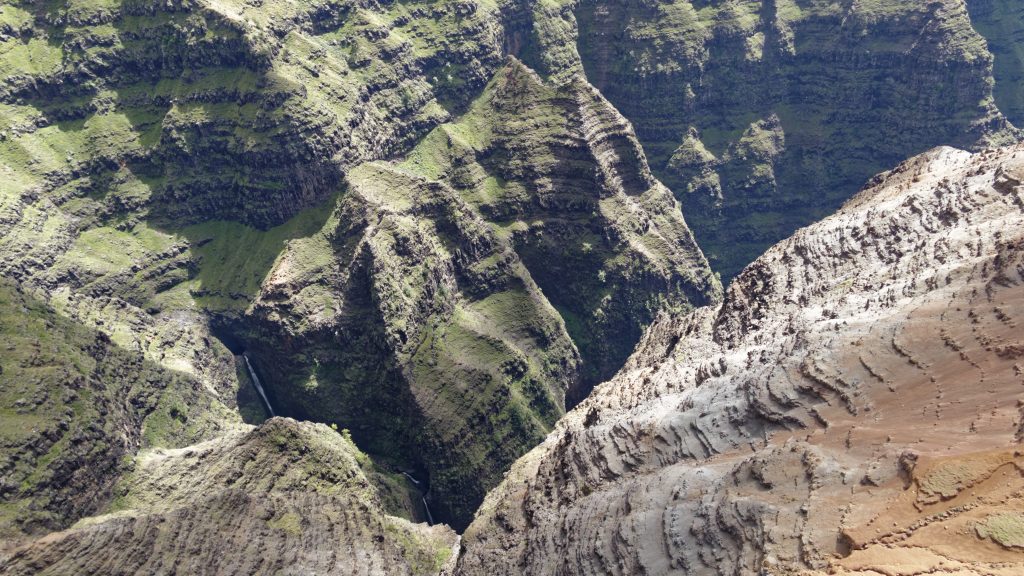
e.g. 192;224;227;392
422;497;434;526
243;354;275;417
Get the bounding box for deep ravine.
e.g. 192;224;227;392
2;1;1024;575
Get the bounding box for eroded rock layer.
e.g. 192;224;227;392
968;0;1024;128
455;145;1024;575
0;280;235;539
241;57;717;528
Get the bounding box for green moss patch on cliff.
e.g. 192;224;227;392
182;197;337;309
1;418;456;575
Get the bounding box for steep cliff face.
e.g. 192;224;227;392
0;0;522;230
0;0;717;535
7;0;1024;570
967;0;1024;128
0;273;448;572
456;144;1024;575
577;0;1020;279
0;418;457;575
240;58;718;528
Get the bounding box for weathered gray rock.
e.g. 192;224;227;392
456;145;1024;575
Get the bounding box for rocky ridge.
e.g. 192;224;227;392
3;0;1024;572
242;56;718;526
0;418;457;575
455;144;1024;575
0;279;236;539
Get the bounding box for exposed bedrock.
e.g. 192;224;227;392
3;0;1024;572
455;145;1024;575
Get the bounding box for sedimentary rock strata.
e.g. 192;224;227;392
0;0;717;531
240;56;718;527
3;0;1024;573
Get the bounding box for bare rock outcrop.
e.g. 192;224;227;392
455;145;1024;575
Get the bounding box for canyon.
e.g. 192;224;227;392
1;0;1023;574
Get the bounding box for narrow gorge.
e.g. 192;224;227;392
1;1;1023;575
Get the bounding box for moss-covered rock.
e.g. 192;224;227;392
967;0;1024;128
0;418;457;576
236;58;717;528
0;280;238;539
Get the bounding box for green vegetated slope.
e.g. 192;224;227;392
576;0;1022;279
0;279;237;539
6;0;1023;563
241;57;717;527
0;418;457;576
0;0;717;537
0;280;450;573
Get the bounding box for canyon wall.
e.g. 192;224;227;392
456;144;1024;575
577;0;1020;279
